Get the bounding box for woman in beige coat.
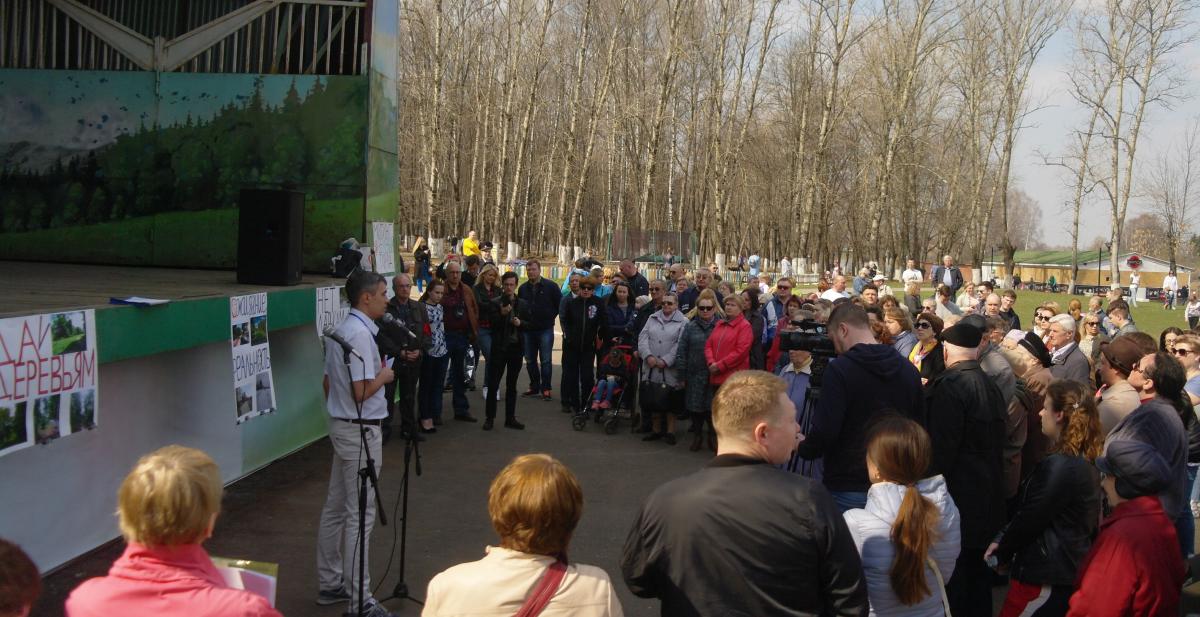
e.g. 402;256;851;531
422;454;624;617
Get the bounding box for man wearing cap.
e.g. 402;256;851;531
1046;314;1091;385
1004;332;1055;490
1096;337;1143;435
1067;440;1186;615
1105;351;1190;556
925;319;1007;616
871;274;894;298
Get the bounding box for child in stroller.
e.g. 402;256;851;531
590;345;633;411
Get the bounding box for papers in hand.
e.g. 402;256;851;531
211;556;278;607
109;296;171;306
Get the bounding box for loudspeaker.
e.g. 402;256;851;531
237;189;304;286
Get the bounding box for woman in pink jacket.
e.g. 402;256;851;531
705;295;753;388
66;446;281;617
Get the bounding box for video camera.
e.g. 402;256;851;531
777;319;836;357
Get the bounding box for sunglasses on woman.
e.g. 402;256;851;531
1035;314;1050;322
915;322;932;329
580;285;595;291
697;305;715;312
1174;347;1195;357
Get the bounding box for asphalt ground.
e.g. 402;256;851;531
36;359;710;617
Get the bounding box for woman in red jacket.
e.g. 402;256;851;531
706;295;753;387
1067;439;1186;616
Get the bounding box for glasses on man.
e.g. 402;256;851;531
580;285;595;291
697;305;715;312
915;322;932;330
777;285;791;291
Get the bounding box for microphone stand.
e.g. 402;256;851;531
379;418;423;607
341;346;387;617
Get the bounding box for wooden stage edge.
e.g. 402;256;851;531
0;261;344;318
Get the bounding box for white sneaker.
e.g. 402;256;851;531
482;385;488;400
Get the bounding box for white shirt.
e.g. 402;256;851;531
1129;273;1140;286
1164;275;1178;291
901;268;923;285
424;546;623;617
820;289;850;302
324;308;387;420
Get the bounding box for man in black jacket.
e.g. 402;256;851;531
482;272;528;431
619;259;650;298
622;370;867;616
516;259;561;401
930;254;965;297
794;303;924;511
378;273;430;444
926;321;1007;617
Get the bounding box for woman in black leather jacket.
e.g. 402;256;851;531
986;379;1104;616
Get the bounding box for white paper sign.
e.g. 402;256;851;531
316;286;351;338
231;293;276;424
0;310;99;457
372;222;396;275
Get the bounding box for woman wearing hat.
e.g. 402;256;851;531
987;380;1104;616
1066;440;1186;614
908;313;945;384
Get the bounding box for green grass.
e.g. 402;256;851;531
1007;289;1191;342
52;333;86;355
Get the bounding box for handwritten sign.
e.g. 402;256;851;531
231;293;275;424
0;310;99;456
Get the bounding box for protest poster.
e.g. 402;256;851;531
0;310;99;457
231;293;275;424
315;286;350;338
372;221;396;275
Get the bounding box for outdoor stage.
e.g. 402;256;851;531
0;261;345;318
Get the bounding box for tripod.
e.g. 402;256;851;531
341;352;388;617
787;354;828;476
379;428;424;607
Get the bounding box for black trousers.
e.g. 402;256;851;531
385;363;420;440
485;348;523;421
946;545;993;617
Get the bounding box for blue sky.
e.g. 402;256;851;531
1012;25;1200;247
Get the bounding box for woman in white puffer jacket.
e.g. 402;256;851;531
843;416;961;616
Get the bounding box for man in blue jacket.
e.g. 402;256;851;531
517;259;561;401
794;303;924;511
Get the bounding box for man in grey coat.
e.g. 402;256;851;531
1046;314;1092;385
622;370;868;616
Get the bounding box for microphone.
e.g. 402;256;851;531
380;313;418;340
323;326;363;360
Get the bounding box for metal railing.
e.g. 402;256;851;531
0;0;366;74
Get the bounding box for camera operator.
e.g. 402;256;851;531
377;273;430;444
482;271;530;431
794;303;924;512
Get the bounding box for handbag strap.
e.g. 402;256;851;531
927;556;951;617
514;558;567;617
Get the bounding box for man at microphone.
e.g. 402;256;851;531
316;270;397;617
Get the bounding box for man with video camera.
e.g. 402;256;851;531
794;303;924;512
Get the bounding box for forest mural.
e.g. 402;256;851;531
0;70;368;270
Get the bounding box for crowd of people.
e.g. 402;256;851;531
7;246;1200;617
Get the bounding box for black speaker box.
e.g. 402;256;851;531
237;188;304;286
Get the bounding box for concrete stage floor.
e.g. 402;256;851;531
36;369;708;617
0;261;346;317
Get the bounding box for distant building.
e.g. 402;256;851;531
985;250;1193;296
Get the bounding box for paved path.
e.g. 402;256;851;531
38;364;709;617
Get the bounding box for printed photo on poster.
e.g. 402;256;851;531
0;310;100;457
231;293;276;424
0;403;29;457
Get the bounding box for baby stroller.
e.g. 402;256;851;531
572;343;638;435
